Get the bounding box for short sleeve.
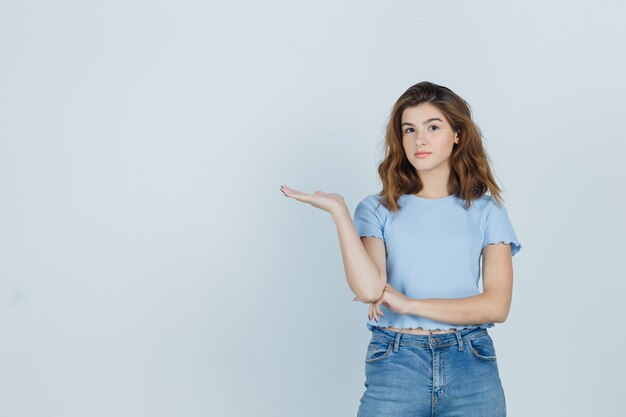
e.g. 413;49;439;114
353;195;385;241
482;199;522;256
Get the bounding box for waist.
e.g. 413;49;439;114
382;325;460;335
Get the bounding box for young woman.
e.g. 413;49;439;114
280;81;521;417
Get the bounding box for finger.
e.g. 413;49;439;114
378;299;385;320
280;186;316;204
280;185;304;197
368;304;372;320
281;185;311;196
373;302;379;322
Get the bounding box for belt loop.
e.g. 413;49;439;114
393;331;402;352
455;330;464;351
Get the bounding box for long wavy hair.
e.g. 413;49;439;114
376;81;505;211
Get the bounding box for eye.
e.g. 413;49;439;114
403;127;414;134
429;125;439;131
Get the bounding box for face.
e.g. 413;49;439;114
401;102;459;175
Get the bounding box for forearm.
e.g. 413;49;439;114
404;292;504;325
332;206;385;303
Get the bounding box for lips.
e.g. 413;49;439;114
415;152;431;158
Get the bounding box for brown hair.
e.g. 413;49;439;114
376;81;505;211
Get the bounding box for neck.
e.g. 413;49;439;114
416;167;451;198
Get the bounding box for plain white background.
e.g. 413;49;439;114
1;1;625;416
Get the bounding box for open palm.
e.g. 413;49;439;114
280;185;346;214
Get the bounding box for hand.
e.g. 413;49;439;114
280;185;346;215
367;283;413;322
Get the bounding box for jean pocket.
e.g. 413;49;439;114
468;334;497;361
365;338;393;364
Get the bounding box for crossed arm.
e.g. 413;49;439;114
367;242;514;325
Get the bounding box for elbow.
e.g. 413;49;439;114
360;278;386;303
493;307;510;323
359;290;383;304
361;294;382;304
485;291;511;324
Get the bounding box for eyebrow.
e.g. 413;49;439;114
401;117;443;127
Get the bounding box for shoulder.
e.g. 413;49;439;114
356;193;385;211
477;194;496;207
354;193;391;220
465;195;512;223
478;195;517;227
474;194;503;213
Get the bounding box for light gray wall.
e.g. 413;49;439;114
1;1;624;416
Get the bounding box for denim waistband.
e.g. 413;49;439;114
370;325;488;351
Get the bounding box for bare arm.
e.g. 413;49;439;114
332;206;386;303
279;185;386;304
400;242;513;324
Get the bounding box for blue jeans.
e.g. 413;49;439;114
357;325;506;417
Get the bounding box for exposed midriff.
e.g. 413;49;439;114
383;325;459;335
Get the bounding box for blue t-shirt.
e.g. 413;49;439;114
352;193;522;332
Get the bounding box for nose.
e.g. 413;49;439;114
415;131;427;146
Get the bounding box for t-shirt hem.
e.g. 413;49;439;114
367;322;494;332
